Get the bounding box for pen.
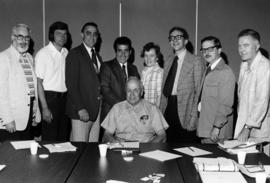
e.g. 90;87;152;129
188;147;195;152
258;161;265;171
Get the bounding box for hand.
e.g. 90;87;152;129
210;127;220;142
237;127;251;142
6;121;16;133
78;109;89;122
42;108;53;123
187;116;198;131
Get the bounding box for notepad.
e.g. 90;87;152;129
238;164;270;178
43;142;77;153
108;142;140;150
174;146;212;156
139;150;181;161
199;171;247;183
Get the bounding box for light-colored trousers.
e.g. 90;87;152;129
70;111;100;142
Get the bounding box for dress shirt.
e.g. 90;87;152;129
119;62;127;78
101;99;169;142
141;64;163;106
35;42;68;92
171;49;186;95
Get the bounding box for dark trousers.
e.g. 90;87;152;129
164;95;199;143
42;91;70;141
0;97;34;142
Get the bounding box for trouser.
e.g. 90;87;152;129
164;95;199;143
42;91;71;141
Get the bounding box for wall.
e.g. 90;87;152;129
0;0;269;78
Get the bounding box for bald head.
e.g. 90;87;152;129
126;77;143;106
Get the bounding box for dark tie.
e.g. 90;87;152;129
122;64;127;80
198;66;212;103
91;48;98;67
163;56;178;97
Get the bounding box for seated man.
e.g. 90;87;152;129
101;77;168;143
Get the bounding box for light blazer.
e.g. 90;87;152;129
160;51;205;130
100;58;140;121
0;46;41;130
65;44;102;121
197;59;236;139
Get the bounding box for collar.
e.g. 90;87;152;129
125;99;143;110
242;51;262;71
143;63;160;72
176;49;187;61
210;57;222;70
48;41;68;55
82;42;94;55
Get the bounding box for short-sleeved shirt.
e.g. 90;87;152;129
35;42;68;92
101;99;169;142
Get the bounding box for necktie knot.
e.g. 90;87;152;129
122;64;127;80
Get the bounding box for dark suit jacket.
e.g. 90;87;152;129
65;44;102;121
100;58;140;120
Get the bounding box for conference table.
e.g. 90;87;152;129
0;141;269;183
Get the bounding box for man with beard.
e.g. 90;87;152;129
35;22;70;141
0;24;41;141
197;36;235;143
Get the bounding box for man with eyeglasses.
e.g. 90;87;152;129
160;26;204;143
197;36;235;144
66;22;103;142
0;24;41;141
35;21;70;141
234;29;270;146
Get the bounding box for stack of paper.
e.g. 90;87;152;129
174;146;212;156
44;142;77;153
218;140;259;154
238;164;270;178
10;140;40;150
139;150;181;161
193;157;238;172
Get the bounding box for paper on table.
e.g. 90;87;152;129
108;142;139;149
43;142;77;153
10;140;40;150
227;146;259;154
199;171;247;183
218;140;258;149
106;180;128;183
0;165;6;171
139;150;181;161
174;146;212;156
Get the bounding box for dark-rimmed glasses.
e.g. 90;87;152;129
168;35;184;42
200;46;216;53
13;34;31;41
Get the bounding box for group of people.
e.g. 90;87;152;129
0;21;269;150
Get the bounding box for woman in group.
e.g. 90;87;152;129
141;42;164;106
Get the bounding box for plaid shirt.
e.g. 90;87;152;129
141;64;163;106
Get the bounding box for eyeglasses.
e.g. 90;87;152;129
168;35;184;42
200;46;216;53
13;34;31;41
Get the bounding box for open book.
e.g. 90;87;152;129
193;157;238;172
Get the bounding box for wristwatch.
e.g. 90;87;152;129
244;125;252;130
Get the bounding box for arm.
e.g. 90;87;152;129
189;56;205;130
100;64;122;106
37;78;53;123
0;54;16;132
65;51;89;121
102;130;121;143
156;69;163;106
151;130;167;142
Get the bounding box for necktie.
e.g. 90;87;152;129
198;66;212;103
91;48;98;66
122;64;127;80
163;56;178;97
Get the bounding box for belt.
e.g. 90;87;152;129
45;91;66;98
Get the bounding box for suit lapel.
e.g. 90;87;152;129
112;59;126;84
177;52;193;89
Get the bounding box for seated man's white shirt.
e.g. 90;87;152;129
101;99;169;142
35;42;68;92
